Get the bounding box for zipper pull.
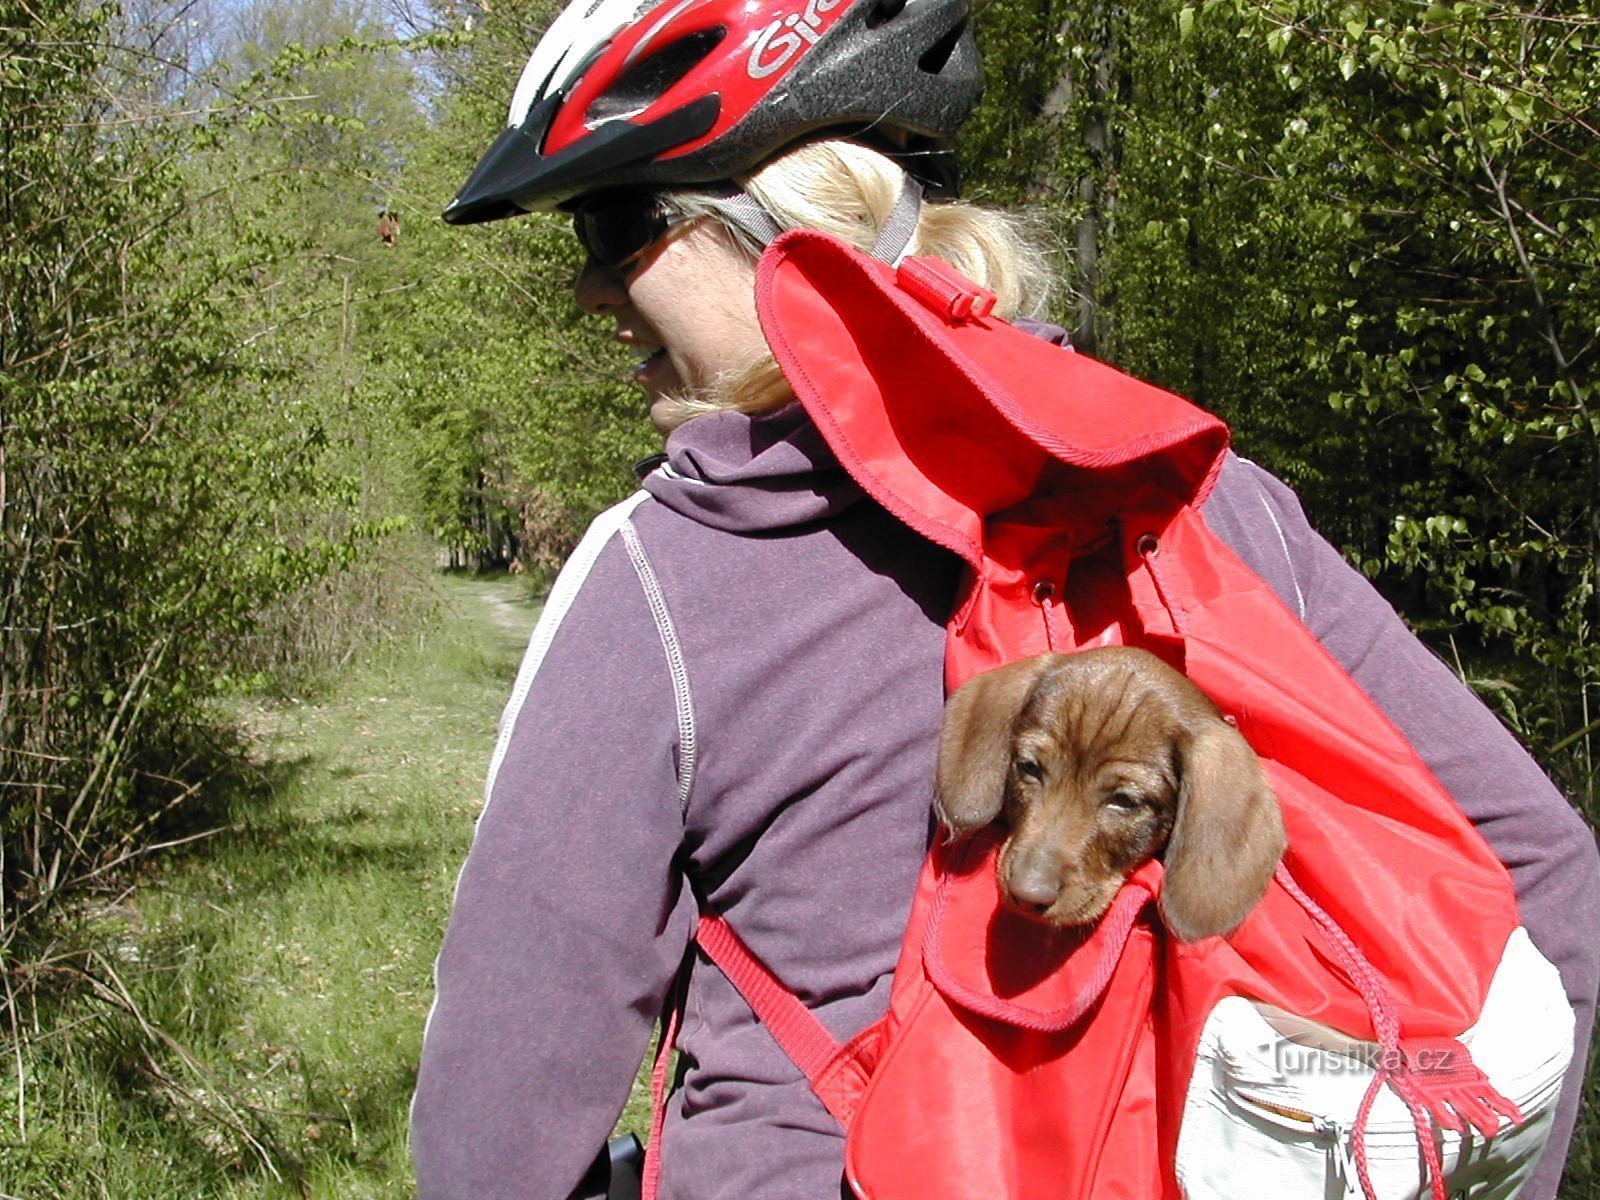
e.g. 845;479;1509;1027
1315;1115;1360;1198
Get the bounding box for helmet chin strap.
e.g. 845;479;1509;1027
717;174;924;266
868;174;924;265
714;193;784;250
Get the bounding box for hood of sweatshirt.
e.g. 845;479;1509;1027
641;401;862;534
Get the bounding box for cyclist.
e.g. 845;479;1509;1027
411;2;1599;1196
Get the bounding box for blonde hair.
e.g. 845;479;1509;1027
657;139;1053;426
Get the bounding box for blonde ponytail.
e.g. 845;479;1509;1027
656;139;1053;425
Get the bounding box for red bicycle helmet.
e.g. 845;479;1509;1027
443;0;979;224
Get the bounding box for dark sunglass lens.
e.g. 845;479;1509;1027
575;194;668;267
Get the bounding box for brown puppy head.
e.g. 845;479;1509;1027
935;647;1285;942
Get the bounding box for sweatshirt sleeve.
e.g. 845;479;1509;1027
1204;455;1600;1200
412;499;696;1200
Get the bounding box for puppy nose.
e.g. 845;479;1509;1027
1007;867;1062;912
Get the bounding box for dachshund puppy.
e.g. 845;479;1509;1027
935;647;1285;942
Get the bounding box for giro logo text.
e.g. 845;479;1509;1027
747;0;848;79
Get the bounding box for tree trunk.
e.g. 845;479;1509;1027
1035;0;1119;355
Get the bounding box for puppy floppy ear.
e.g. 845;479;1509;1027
935;655;1058;835
1159;719;1285;942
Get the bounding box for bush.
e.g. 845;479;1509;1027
0;2;385;961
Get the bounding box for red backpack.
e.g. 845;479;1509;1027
640;232;1572;1200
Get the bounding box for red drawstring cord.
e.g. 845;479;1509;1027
1275;865;1449;1200
1135;533;1190;638
1033;581;1066;652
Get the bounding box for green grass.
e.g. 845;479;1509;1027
0;573;556;1199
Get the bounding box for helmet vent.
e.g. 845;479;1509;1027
865;0;908;29
586;27;727;125
917;19;967;74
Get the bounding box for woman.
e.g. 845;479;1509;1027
410;2;1599;1197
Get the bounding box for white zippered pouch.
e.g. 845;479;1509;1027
1174;926;1573;1199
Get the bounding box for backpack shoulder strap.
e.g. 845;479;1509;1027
696;910;845;1087
642;910;861;1199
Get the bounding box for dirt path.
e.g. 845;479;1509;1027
457;576;540;633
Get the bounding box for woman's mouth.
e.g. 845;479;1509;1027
633;348;669;384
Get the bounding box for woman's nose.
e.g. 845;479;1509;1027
575;257;627;315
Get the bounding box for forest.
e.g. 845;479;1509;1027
2;0;1597;1193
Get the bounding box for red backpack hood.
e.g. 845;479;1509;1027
755;230;1228;571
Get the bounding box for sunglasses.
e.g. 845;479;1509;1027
571;190;691;269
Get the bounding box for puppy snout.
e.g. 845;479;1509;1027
1003;847;1066;913
1008;871;1061;913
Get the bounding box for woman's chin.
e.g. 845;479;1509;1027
648;394;688;434
634;360;682;432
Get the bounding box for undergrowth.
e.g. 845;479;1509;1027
0;574;545;1198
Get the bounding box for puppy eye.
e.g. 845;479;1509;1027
1104;791;1143;813
1015;759;1044;783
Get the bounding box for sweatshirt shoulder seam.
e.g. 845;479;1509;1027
619;518;697;816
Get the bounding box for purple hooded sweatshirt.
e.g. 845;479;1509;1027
410;398;1599;1200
